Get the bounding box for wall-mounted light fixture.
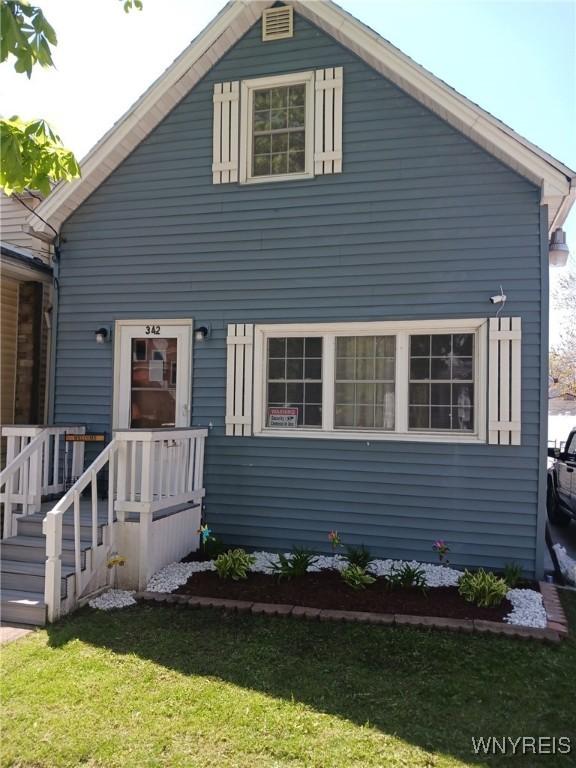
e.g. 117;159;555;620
194;324;211;342
548;228;569;267
95;326;112;344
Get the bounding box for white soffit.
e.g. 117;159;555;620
30;0;574;237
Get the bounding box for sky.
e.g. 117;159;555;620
1;0;574;340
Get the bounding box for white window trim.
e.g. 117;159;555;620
239;70;315;185
253;319;487;444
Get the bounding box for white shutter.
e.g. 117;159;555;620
212;82;239;184
314;67;343;174
488;317;522;445
226;324;254;436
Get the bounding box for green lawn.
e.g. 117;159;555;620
3;592;576;768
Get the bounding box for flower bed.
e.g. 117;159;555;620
145;552;548;629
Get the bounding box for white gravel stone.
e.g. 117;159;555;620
89;589;136;611
146;560;215;592
504;588;547;628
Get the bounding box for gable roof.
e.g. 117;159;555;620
30;0;575;239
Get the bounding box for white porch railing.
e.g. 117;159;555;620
43;428;207;622
0;425;86;537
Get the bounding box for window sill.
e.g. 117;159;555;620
242;171;314;185
254;429;485;445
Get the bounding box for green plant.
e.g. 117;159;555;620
271;548;317;579
386;564;427;592
214;549;255;581
458;569;508;608
202;534;227;560
502;562;523;589
341;564;376;590
343;544;373;569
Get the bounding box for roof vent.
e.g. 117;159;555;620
262;6;293;41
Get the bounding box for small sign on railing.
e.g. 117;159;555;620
64;433;106;442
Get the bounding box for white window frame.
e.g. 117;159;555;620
239;71;315;185
253;319;487;444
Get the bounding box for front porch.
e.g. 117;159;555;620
0;425;207;626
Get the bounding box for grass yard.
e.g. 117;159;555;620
2;592;576;768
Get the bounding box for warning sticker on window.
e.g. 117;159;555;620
268;407;298;427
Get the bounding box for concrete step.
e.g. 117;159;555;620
1;589;46;627
17;514;104;544
0;536;89;568
1;559;72;598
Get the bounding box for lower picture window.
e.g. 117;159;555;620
257;321;483;441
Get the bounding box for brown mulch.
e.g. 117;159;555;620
175;569;512;622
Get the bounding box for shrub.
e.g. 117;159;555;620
502;562;523;589
343;544;373;569
341;564;376;590
214;549;255;581
202;534;227;560
386;563;427;592
458;569;508;608
271;548;317;579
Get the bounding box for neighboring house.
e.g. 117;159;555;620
3;0;576;621
0;192;52;438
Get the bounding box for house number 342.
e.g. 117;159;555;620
145;325;161;335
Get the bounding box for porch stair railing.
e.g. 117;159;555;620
0;426;86;537
43;428;207;622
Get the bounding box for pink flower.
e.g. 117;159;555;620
328;530;342;549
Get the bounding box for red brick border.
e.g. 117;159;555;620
539;581;569;638
136;586;570;643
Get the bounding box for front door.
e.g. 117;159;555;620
114;320;193;429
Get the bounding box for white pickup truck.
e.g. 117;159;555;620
547;428;576;526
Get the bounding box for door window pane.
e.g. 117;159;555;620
266;337;322;427
130;338;177;428
335;336;395;430
408;333;475;431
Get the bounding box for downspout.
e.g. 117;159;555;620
534;204;550;580
26;224;60;427
47;249;59;425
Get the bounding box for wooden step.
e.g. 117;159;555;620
17;514;104;544
1;559;72;598
0;536;90;567
0;589;46;627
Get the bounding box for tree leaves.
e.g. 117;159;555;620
0;0;141;193
0;0;57;78
122;0;143;12
0;116;80;196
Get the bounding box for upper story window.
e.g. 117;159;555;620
213;69;342;185
252;84;307;177
241;71;315;183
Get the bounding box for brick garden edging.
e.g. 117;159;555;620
135;581;570;644
539;581;569;639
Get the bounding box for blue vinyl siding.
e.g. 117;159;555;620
54;11;546;575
